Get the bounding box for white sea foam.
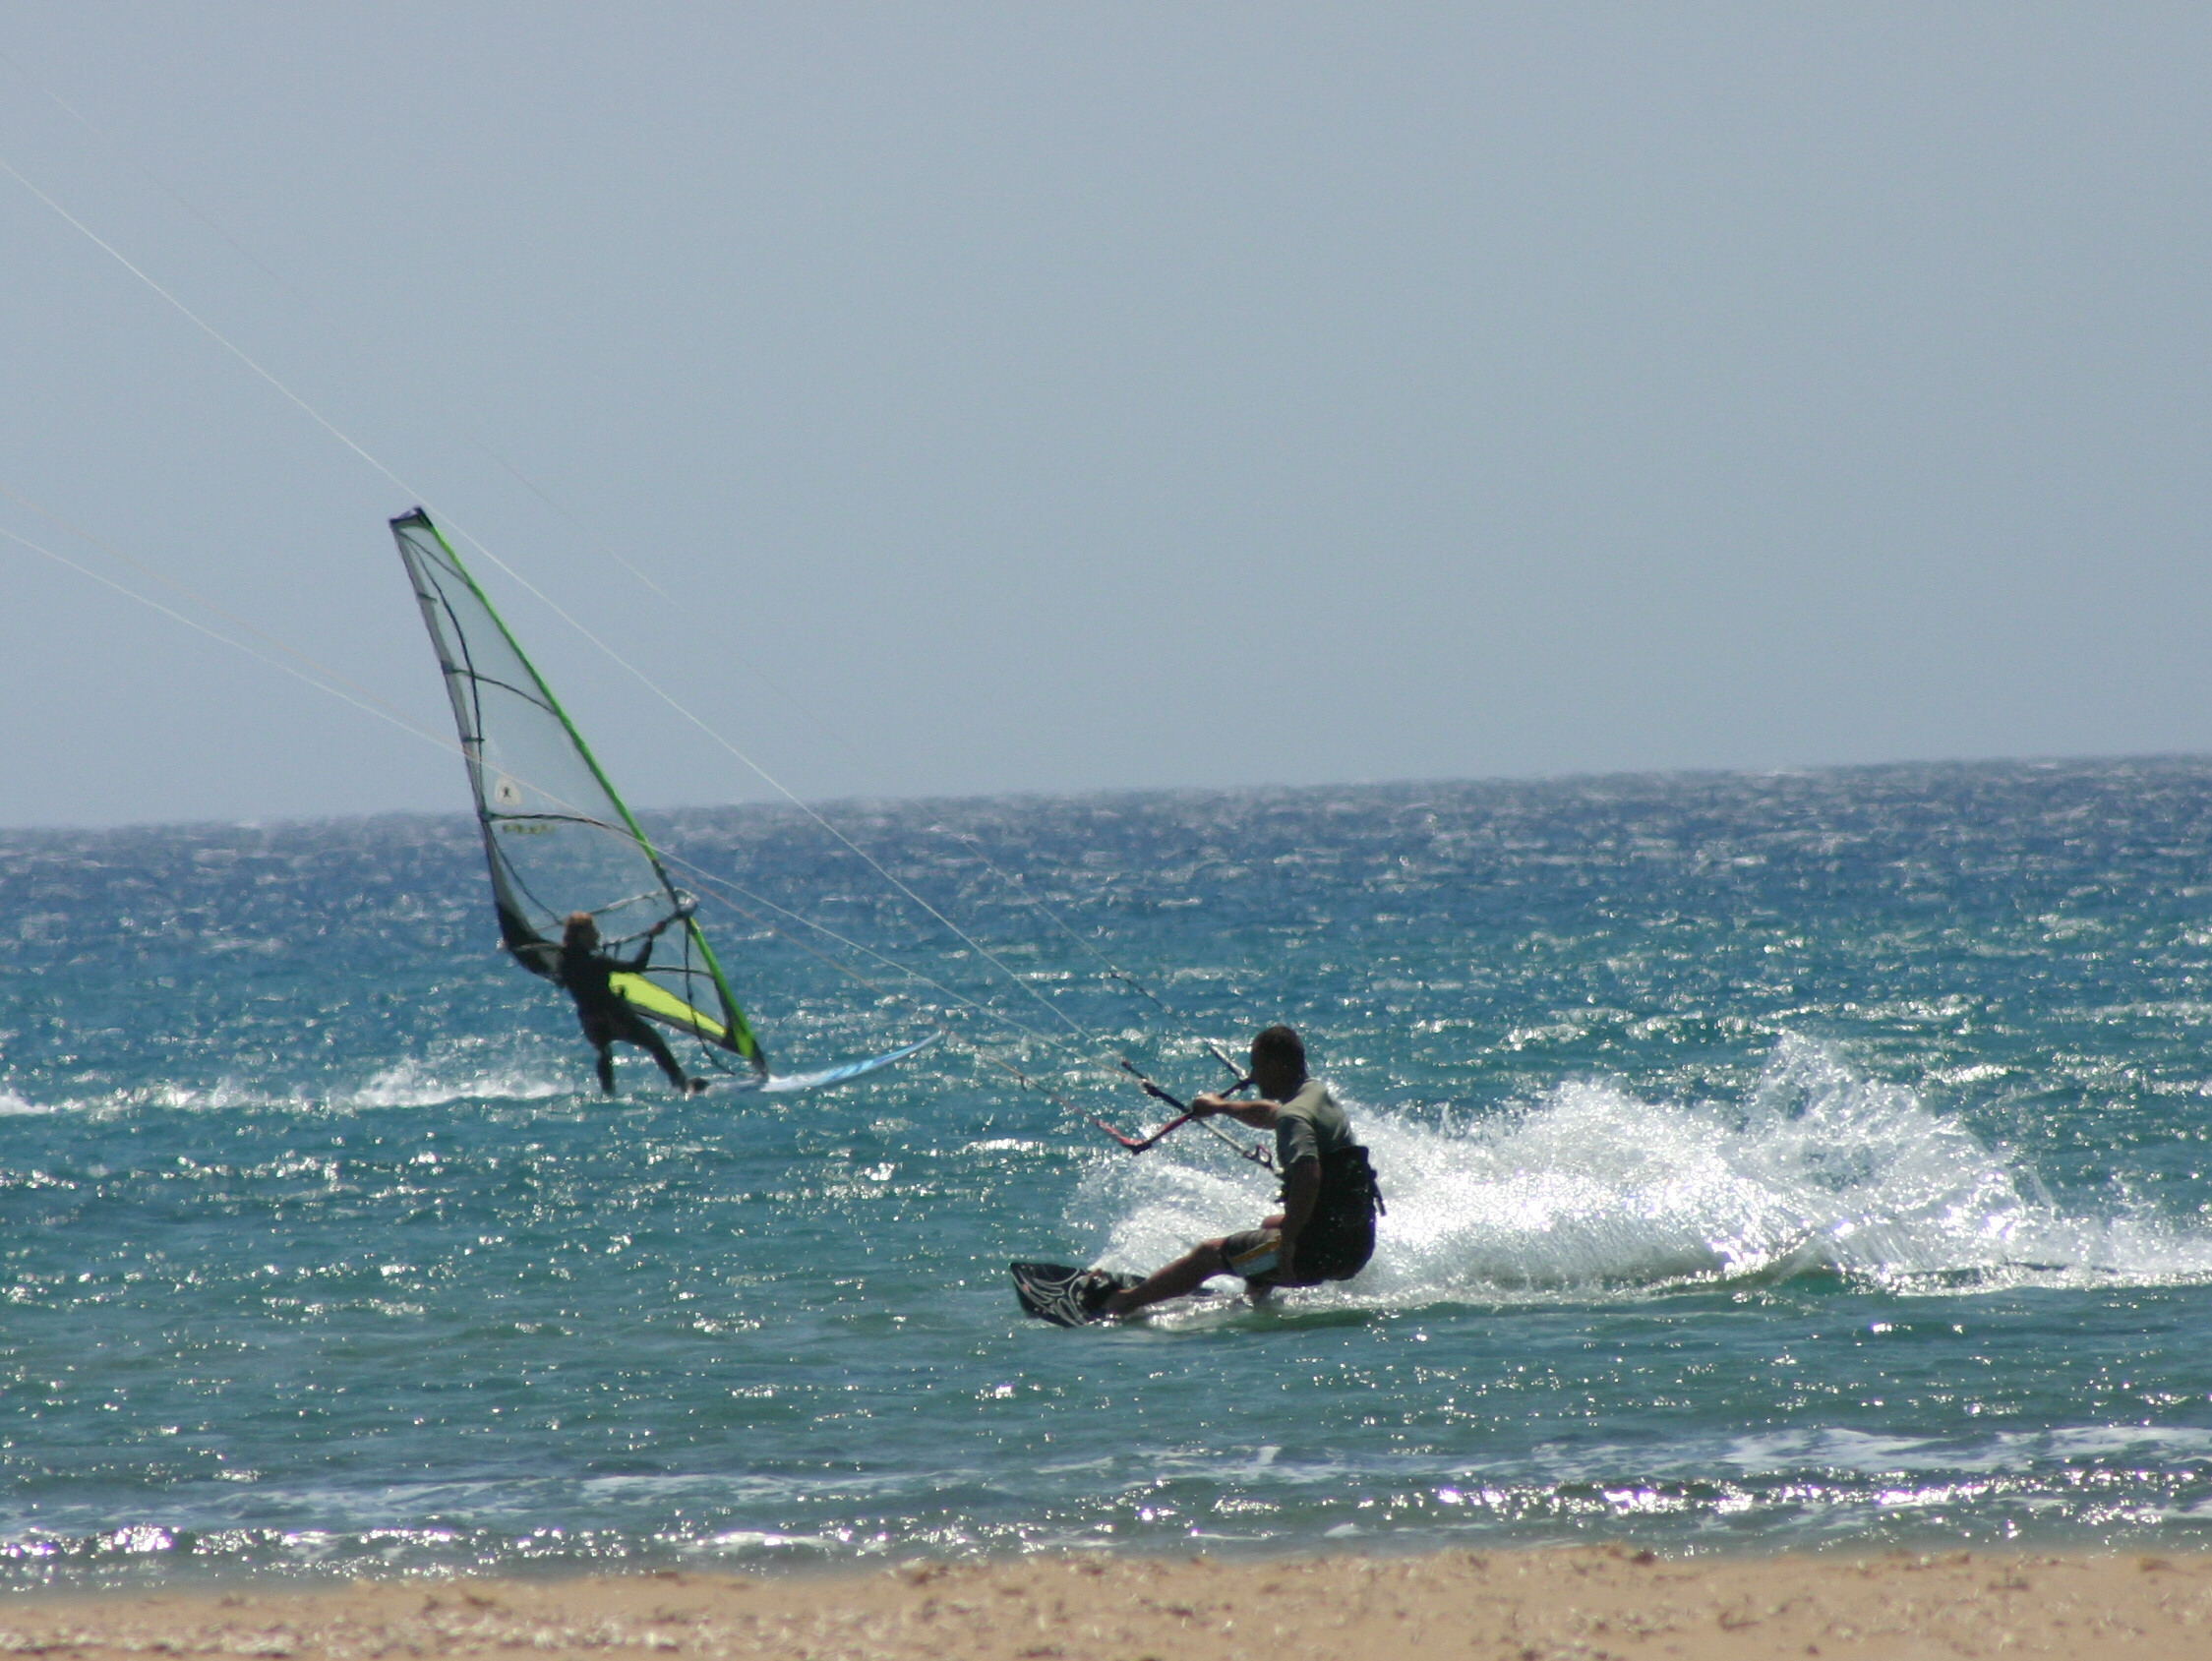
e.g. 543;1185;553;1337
1;1045;576;1117
335;1054;570;1109
1077;1036;2212;1308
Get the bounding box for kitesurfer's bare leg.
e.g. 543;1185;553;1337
1101;1240;1231;1317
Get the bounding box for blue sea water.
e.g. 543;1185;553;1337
9;758;2212;1588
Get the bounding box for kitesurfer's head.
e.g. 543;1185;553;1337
1249;1024;1306;1097
563;911;599;951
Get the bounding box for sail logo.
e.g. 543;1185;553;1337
490;775;525;809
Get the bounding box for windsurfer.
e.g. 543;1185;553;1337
559;909;706;1096
1093;1025;1382;1318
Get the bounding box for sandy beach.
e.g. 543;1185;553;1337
5;1549;2212;1661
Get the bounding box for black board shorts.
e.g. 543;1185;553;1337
1222;1215;1375;1286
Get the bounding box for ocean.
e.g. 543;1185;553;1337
8;758;2212;1588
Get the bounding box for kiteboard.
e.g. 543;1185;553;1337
1010;1262;1143;1327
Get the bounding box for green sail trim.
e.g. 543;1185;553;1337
390;507;765;1077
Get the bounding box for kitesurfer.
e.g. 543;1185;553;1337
1093;1025;1382;1318
558;909;707;1096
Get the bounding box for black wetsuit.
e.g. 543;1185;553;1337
558;939;688;1094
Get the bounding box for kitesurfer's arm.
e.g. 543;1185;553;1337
1276;1156;1321;1277
1191;1092;1281;1130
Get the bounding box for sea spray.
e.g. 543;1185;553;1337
1079;1036;2212;1303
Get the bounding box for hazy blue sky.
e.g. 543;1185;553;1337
1;5;2206;826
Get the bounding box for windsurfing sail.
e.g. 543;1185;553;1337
390;507;767;1080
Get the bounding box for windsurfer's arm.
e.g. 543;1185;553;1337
609;899;696;966
511;940;563;979
639;897;695;946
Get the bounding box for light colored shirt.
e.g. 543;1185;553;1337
1274;1078;1352;1169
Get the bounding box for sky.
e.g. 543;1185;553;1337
0;4;2206;827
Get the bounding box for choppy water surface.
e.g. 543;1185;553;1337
9;759;2212;1585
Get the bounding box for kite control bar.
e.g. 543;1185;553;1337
1092;1061;1275;1169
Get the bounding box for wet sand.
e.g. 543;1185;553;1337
5;1548;2212;1660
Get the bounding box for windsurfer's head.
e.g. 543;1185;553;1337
1250;1024;1306;1096
563;911;599;950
